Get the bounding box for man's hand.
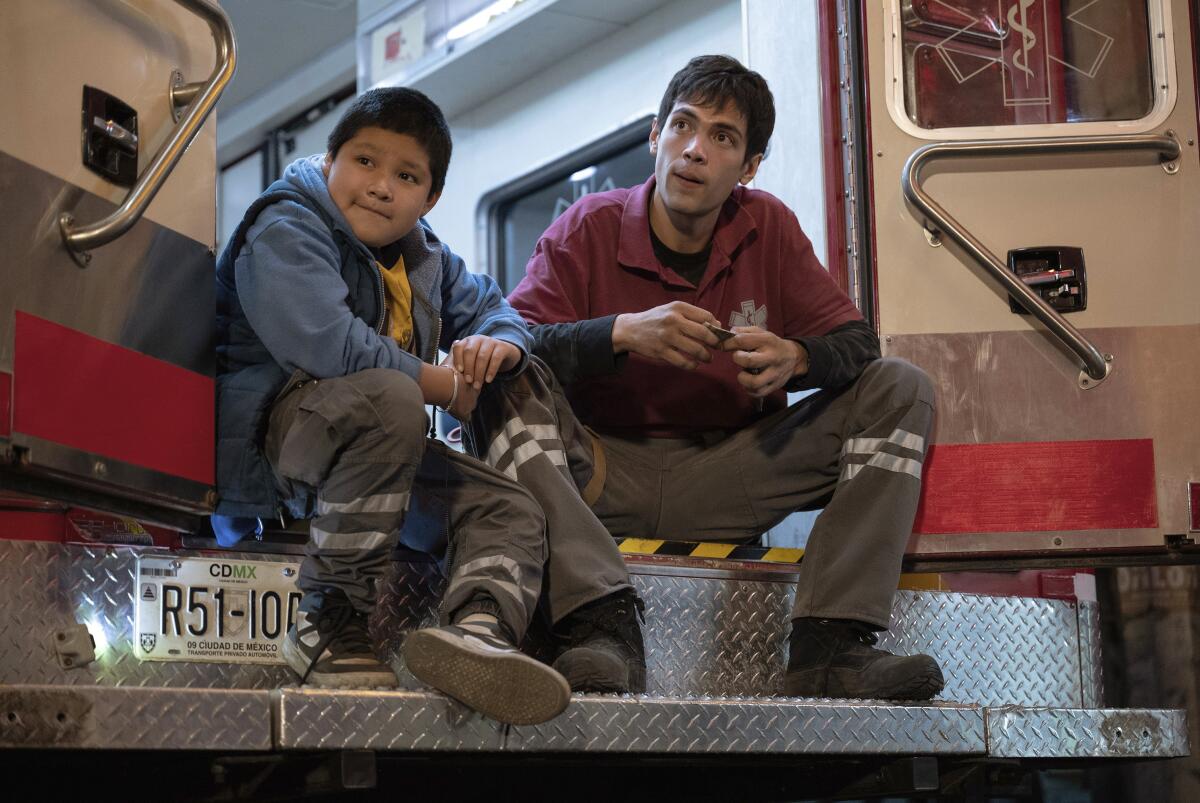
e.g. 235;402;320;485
611;301;721;370
450;335;523;390
722;327;809;398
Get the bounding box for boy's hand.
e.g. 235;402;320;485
722;327;809;397
450;336;522;390
437;360;481;420
448;370;481;420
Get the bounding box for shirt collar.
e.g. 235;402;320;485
618;176;759;286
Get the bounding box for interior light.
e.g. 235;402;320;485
447;0;519;42
569;166;597;183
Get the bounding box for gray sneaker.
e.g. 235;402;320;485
402;621;571;725
281;590;399;689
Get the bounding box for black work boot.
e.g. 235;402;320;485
784;618;944;701
552;588;647;693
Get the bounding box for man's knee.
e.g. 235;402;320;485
479;479;549;563
510;484;548;548
488;354;559;399
857;358;935;411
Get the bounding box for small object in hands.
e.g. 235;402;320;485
704;321;737;343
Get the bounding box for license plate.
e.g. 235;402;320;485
135;555;303;664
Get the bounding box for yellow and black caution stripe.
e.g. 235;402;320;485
616;537;803;564
615;537;945;590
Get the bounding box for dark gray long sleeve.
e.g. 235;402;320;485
790;319;881;391
532;315;879;391
528;315;625;386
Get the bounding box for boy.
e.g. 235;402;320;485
214;88;569;726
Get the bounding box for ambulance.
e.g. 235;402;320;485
0;0;1195;797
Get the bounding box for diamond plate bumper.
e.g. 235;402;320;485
986;707;1190;758
273;692;1188;758
0;541;1100;708
0;684;1186;758
0;541;1188;758
273;688;984;755
0;685;271;750
276;688;505;751
503;697;985;755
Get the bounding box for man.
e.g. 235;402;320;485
502;55;944;700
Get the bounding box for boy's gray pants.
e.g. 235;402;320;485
468;356;934;630
264;368;549;641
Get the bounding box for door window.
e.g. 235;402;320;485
900;0;1156;129
483;118;655;293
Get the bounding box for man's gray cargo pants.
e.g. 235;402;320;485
468;356;934;630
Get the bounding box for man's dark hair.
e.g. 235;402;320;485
657;55;775;161
327;87;452;196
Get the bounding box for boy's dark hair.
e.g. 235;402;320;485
326;87;452;196
657;55;775;162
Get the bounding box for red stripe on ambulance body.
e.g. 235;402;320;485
914;439;1158;534
13;311;214;485
0;370;10;437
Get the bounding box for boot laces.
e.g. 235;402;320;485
332;611;374;653
853;628;879;647
300;594;372;684
564;593;644;648
817;619;879;648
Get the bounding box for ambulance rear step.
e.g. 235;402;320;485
0;539;1187;761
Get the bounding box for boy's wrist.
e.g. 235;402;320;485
438;365;460;411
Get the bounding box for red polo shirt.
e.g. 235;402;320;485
509;176;862;436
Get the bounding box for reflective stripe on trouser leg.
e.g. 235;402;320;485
444;554;540;615
464;357;633;624
839;427;927;483
316;492;412;515
300;459;415;611
485;416;568;480
417;440;547;643
267;370;428;613
790;358;935;629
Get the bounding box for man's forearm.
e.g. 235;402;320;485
529;315;625;385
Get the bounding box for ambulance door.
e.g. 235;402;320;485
846;0;1199;558
0;0;234;521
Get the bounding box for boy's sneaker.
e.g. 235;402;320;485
402;619;571;726
552;588;647;694
282;589;399;689
784;617;944;701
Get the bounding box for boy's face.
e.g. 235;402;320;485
649;99;762;224
322;126;440;248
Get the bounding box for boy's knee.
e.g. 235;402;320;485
345;369;428;444
859;358;934;409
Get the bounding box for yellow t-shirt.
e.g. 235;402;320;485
378;254;414;351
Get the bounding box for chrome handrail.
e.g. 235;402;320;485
901;133;1180;389
60;0;237;263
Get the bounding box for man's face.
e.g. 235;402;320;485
650;99;762;223
323;126;440;248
